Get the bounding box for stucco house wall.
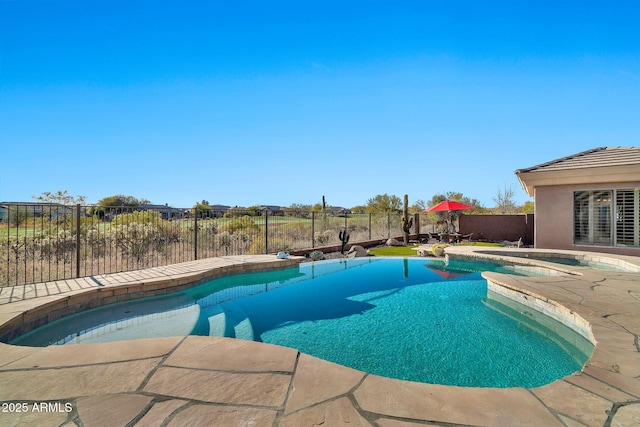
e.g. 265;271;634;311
533;186;573;250
517;147;640;257
534;182;640;256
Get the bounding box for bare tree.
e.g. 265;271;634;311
32;190;87;205
493;185;517;214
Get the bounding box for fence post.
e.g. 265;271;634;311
194;211;198;260
387;213;391;238
264;213;269;254
311;211;315;248
76;204;81;278
368;213;372;240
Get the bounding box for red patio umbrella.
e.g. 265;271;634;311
426;266;468;279
424;200;474;233
424;200;474;212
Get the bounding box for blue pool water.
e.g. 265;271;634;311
10;257;594;388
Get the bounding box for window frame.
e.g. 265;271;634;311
573;189;639;248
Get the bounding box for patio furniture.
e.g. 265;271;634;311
440;233;473;244
460;233;473;243
440;233;454;244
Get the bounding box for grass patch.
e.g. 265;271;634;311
368;241;505;257
368;245;421;256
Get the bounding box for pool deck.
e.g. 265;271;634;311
0;249;639;426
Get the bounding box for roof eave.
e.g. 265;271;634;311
515;164;640;196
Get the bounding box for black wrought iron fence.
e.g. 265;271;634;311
0;204;425;287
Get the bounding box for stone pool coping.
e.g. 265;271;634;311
0;249;639;426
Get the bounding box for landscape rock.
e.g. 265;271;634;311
346;245;368;258
386;238;402;246
308;250;325;261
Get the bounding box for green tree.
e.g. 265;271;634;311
246;205;261;216
426;192;485;232
409;199;426;213
97;195;148;208
193;200;213;218
92;195;149;219
7;206;29;227
365;194;402;213
518;200;535;214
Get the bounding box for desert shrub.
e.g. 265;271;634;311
276;223;311;241
84;226;107;258
431;243;451;257
195;221;219;246
111;210;162;226
6;236;33;259
80;216;98;227
112;222;158;262
50;213;75;227
200;221;218;235
34;229;77;262
221;216;259;235
314;229;334;246
152;224;182;254
6;206;30;227
215;231;233;254
213;231;251;255
249;236;291;254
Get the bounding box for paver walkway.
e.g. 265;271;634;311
0;250;639;426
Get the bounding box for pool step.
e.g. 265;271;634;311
204;306;226;337
221;302;255;341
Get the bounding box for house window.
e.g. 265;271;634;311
574;189;640;247
616;189;640;246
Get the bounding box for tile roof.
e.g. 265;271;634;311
515;146;640;173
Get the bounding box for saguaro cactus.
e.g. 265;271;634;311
339;228;350;255
401;194;413;245
322;195;327;232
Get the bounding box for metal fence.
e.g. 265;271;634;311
0;204;429;287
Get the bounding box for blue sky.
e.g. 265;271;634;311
1;1;638;209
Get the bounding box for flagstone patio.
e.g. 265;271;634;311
0;250;639;426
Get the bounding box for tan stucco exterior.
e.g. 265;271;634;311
516;148;640;256
533;182;640;256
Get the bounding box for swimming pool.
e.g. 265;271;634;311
475;249;638;272
9;257;594;388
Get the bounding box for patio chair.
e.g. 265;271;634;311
427;232;440;243
439;233;453;244
460;233;473;243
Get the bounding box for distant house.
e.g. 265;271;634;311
138;204;186;220
258;205;282;216
329;206;352;216
208;205;231;218
0;202;71;221
515;146;640;256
